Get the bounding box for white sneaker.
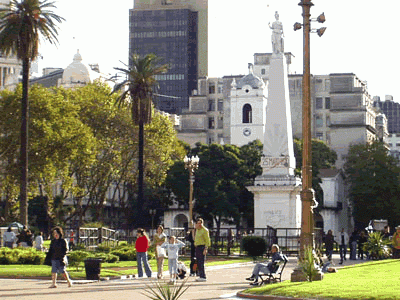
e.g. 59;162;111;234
195;277;207;282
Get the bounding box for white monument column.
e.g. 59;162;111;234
247;12;301;230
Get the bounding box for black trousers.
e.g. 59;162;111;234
195;245;206;279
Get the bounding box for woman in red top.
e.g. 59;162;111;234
135;228;152;278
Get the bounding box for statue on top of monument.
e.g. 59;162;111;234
269;11;284;54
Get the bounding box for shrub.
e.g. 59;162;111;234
18;248;45;265
111;246;137;261
300;246;321;282
0;248;44;265
88;252;119;263
0;248;19;264
67;250;91;270
241;236;267;260
73;243;86;251
363;231;392;259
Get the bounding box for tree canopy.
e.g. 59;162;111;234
344;140;400;229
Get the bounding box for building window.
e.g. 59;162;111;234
326;116;331;126
209;83;215;94
396;143;400;147
316;97;323;109
315;115;323;127
217;116;223;129
316;132;323;140
208;117;215;129
208;99;215;111
217;85;223;94
217;99;223;111
261;68;266;75
325;97;331;109
242;104;252;123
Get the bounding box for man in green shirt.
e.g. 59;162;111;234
194;218;211;281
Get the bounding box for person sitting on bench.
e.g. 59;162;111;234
246;244;284;286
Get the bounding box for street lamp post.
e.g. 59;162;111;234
291;1;326;282
294;0;326;258
184;155;200;229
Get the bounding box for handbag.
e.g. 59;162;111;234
44;251;52;266
156;245;166;257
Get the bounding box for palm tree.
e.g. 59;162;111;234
113;53;168;226
0;0;64;226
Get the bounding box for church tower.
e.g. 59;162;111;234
230;64;268;146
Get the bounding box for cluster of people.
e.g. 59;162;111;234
134;218;211;284
324;225;399;263
2;226;44;251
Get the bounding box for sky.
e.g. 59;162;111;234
37;0;400;102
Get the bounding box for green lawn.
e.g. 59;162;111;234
245;259;400;300
0;256;252;279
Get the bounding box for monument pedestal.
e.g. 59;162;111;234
290;266;323;282
248;184;301;229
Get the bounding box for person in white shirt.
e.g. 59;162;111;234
335;228;349;264
35;232;44;251
3;227;16;248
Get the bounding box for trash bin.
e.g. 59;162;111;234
84;258;102;280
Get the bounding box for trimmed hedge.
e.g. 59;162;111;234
0;247;45;265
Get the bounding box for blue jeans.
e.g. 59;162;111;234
137;252;152;278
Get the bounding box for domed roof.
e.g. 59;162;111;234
237;73;264;89
62;50;90;84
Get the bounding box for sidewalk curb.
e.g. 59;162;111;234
236;291;304;300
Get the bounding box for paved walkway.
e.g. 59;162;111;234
0;254;368;300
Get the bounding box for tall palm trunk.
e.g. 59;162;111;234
20;57;29;226
138;119;144;226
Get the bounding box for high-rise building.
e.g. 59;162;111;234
374;95;400;133
130;0;208;114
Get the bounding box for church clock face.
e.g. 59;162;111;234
243;128;252;137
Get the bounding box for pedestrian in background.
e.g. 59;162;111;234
357;231;368;259
336;228;349;264
349;230;358;260
324;229;334;261
3;227;16;248
135;228;152;278
47;226;73;288
35;232;44;251
194;218;211;282
17;225;28;247
153;225;166;279
186;226;196;276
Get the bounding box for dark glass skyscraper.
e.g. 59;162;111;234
130;0;208;114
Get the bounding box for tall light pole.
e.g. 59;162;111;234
184;155;200;229
294;0;326;256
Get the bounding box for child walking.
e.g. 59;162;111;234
161;236;185;284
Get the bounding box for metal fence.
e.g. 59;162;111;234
65;226;323;256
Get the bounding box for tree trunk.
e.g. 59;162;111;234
138;119;144;226
20;58;30;226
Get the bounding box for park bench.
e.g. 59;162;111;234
258;254;288;286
